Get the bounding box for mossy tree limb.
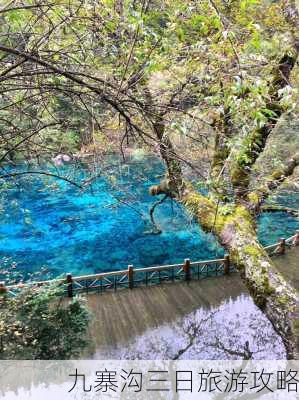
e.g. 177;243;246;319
230;52;298;197
150;113;299;360
181;191;299;359
148;3;299;358
247;153;299;210
210;89;234;184
152;115;184;197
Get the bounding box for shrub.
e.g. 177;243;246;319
0;284;90;359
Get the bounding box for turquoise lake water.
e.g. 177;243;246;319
0;157;298;283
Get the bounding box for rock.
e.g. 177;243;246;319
52;154;72;166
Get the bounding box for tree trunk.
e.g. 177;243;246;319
220;219;298;359
181;190;299;359
150;116;184;197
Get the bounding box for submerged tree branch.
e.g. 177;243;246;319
261;205;299;217
149;194;169;234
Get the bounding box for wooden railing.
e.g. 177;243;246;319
1;231;298;298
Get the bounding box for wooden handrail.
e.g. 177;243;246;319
190;258;225;265
4;231;298;292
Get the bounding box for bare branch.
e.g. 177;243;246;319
0;171;83;189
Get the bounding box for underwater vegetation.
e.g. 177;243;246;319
0;158;298;283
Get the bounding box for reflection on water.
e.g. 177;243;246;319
91;293;285;360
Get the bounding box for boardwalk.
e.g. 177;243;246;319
85;246;299;358
85;274;246;352
273;245;299;290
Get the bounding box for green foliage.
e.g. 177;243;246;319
218;204;235;216
0;0;298;166
0;285;90;359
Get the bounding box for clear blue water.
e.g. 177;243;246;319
0;157;298;283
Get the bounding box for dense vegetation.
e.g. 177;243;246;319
0;0;298;358
0;284;90;359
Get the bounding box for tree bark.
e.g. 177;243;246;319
181;188;299;359
147;2;299;358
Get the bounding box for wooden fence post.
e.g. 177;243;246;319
293;230;299;246
224;254;230;275
277;238;286;255
183;259;191;282
0;281;7;296
66;273;73;298
128;265;134;289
